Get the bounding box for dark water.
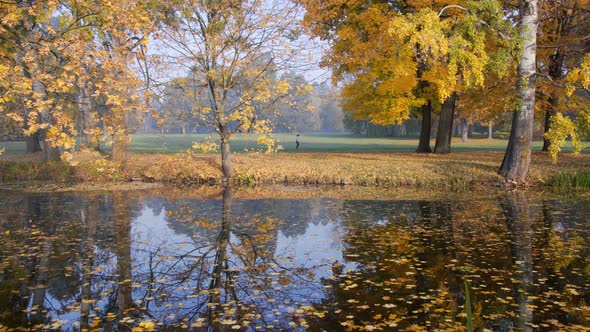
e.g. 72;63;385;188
0;188;589;331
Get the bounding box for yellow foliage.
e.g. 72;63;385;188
566;53;590;95
422;64;458;102
256;134;283;153
545;112;586;163
276;80;291;95
192;141;219;154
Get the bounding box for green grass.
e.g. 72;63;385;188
549;171;590;188
0;132;585;155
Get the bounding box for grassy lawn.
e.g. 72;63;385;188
1;132;588;189
0;132;583;155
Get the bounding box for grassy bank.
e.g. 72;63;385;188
1;150;589;189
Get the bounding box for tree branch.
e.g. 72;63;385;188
438;5;468;17
534;72;565;87
534;72;589;93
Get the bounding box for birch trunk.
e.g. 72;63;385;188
499;0;538;183
461;119;469;143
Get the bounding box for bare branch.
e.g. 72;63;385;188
534;72;589;93
438;5;468;17
534;72;565;87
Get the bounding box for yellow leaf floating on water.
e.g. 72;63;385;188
221;319;237;325
132;321;155;331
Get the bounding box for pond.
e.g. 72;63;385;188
0;187;589;331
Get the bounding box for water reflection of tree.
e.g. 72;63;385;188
128;187;325;330
0;194;90;328
0;192;143;330
502;192;534;332
307;196;590;331
114;192;134;330
162;197;342;242
80;195;98;330
306;200;466;330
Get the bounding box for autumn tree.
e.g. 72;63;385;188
0;1;157;163
298;0;515;154
532;0;590;162
159;0;307;179
544;53;590;162
390;2;515;153
536;0;590;152
298;0;423;148
0;1;84;161
73;1;158;163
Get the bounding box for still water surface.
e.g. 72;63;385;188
0;188;589;331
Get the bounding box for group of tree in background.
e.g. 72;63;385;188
147;79;343;136
0;0;589;183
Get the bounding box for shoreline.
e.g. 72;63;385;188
1;151;589;192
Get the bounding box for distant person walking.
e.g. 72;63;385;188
296;134;300;150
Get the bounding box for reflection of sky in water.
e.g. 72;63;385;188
275;219;352;280
132;205;194;256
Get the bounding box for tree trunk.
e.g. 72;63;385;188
78;78;99;151
17;47;42;154
42;139;61;161
434;93;456;154
111;106;129;164
220;135;235;179
31;79;60;161
25;132;42;153
111;133;129;164
488;123;493;139
499;0;538;183
461;120;469;143
109;35;132;164
181;125;186;135
416;101;432;153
